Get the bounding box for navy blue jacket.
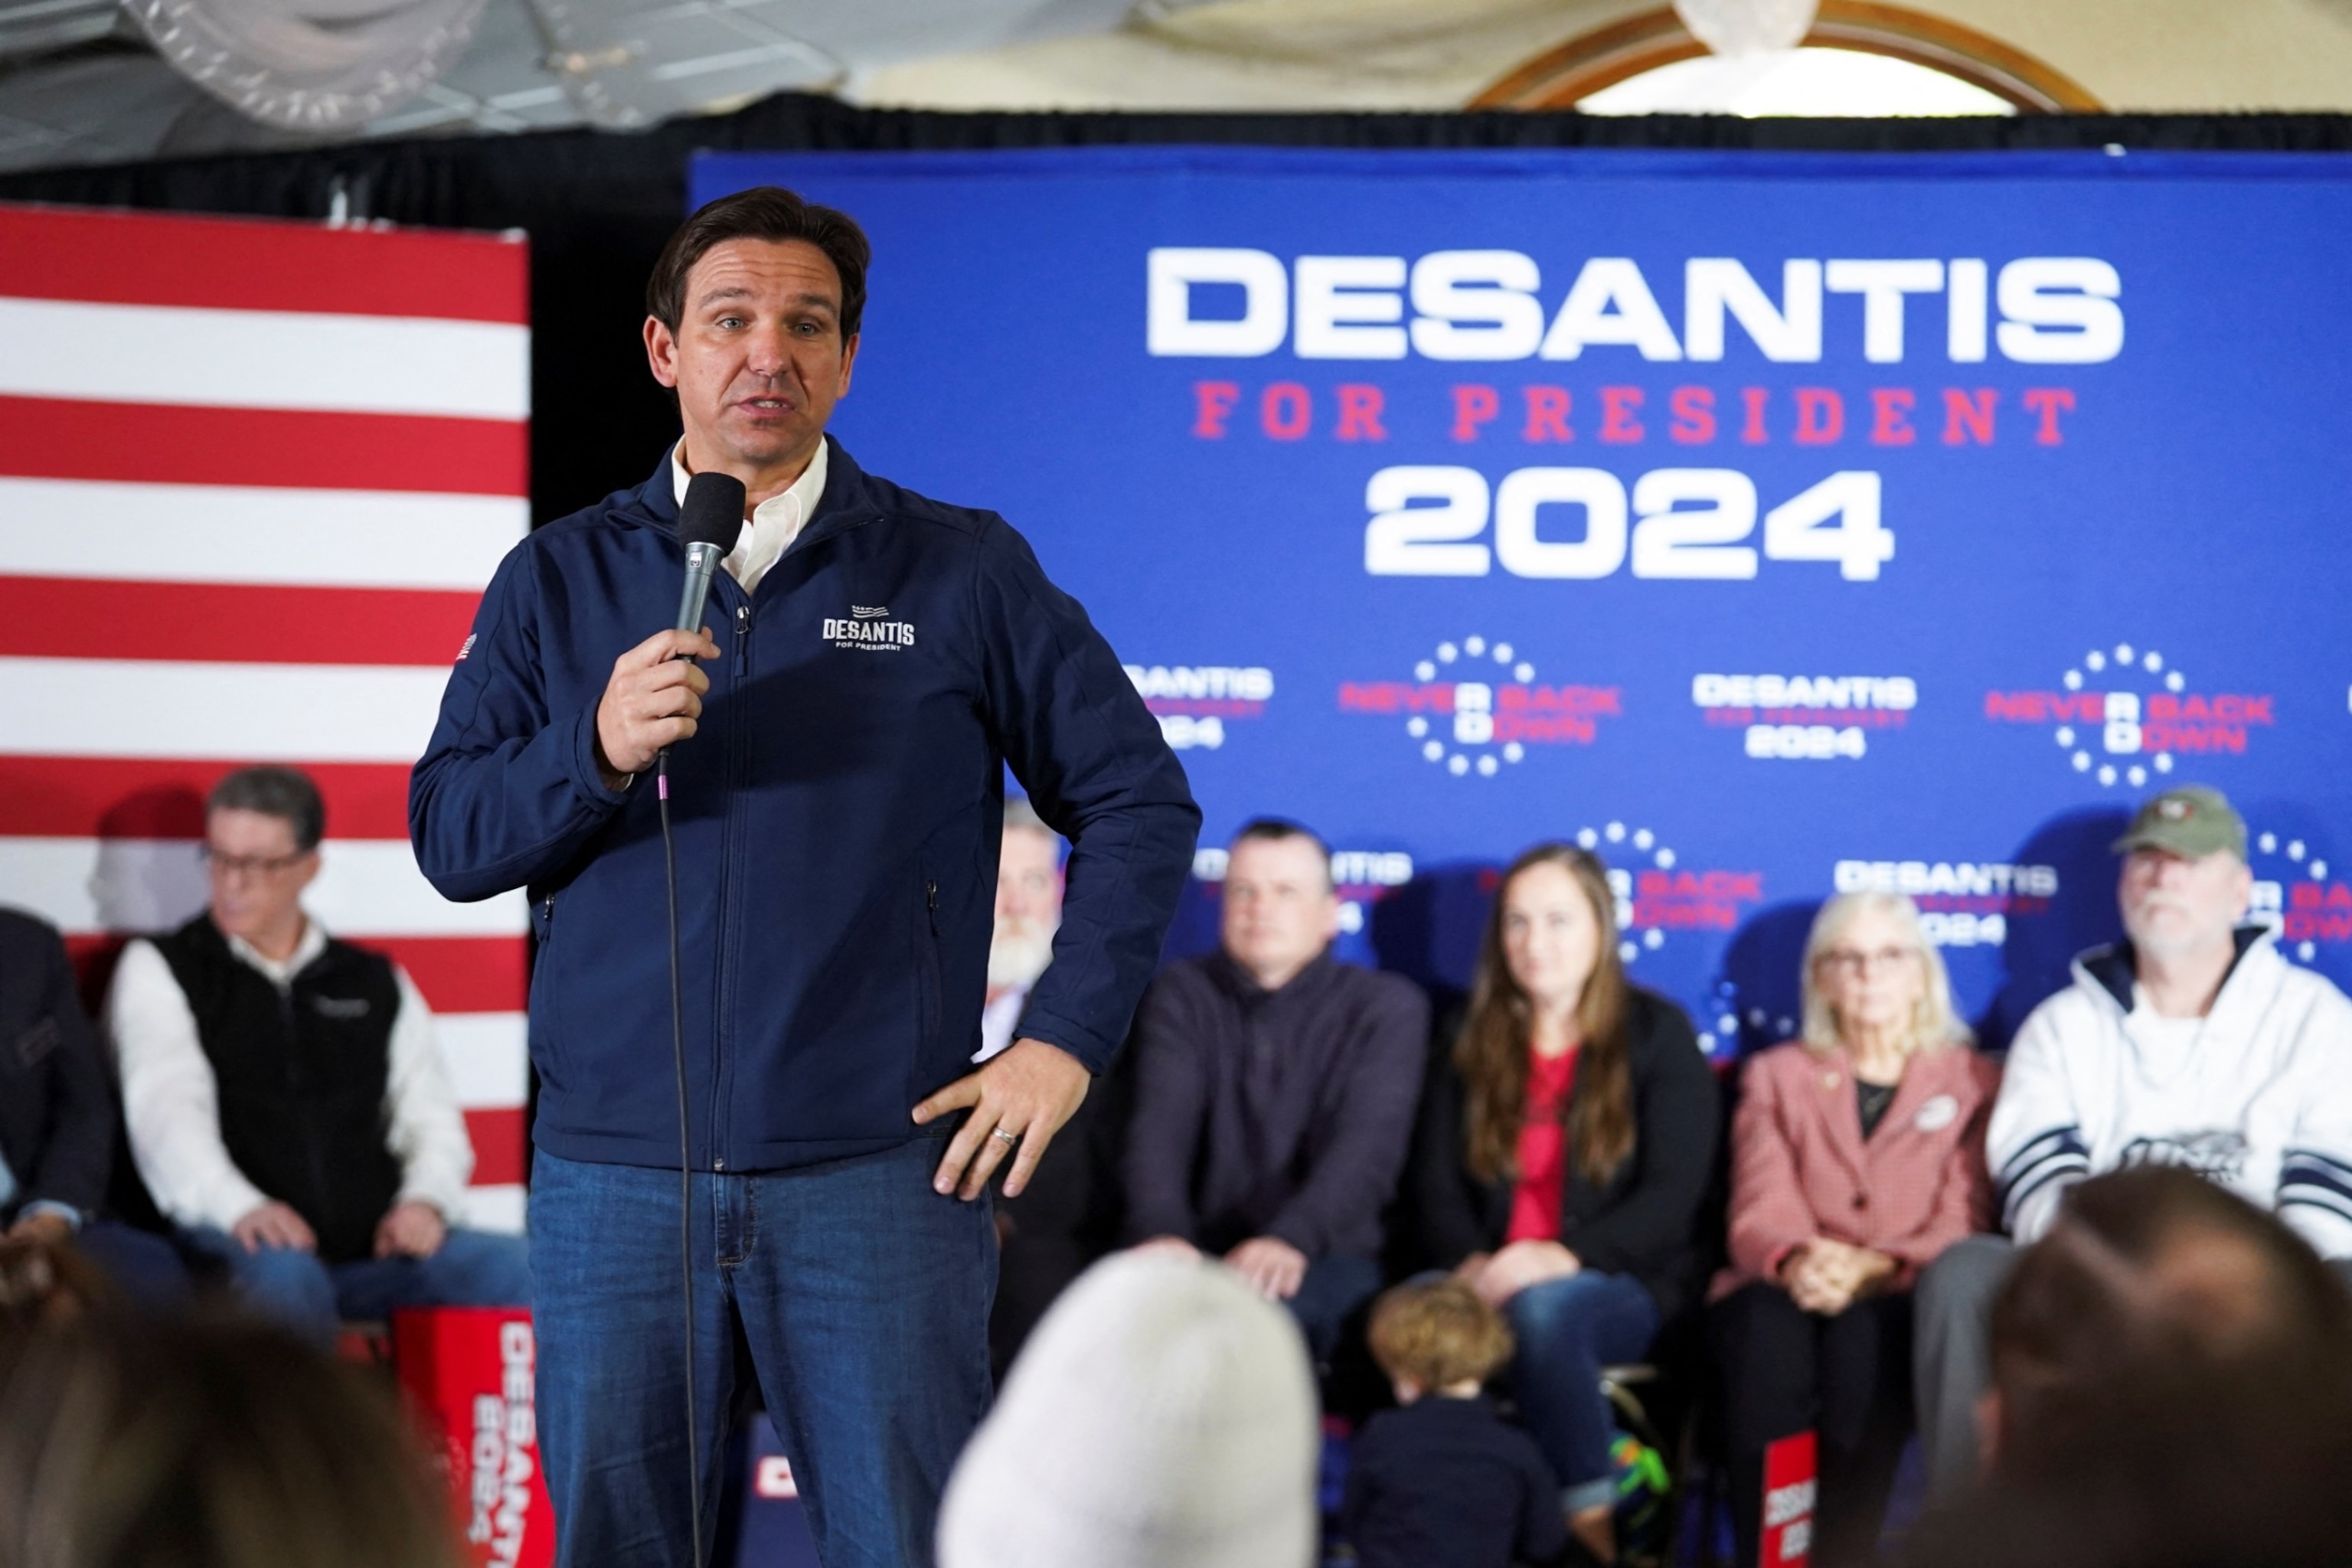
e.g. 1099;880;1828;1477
410;439;1199;1173
1341;1396;1568;1568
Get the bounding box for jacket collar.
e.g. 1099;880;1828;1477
1206;946;1337;1007
1796;1041;1954;1182
621;432;875;557
2073;923;2272;1017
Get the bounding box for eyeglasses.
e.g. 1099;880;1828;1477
1818;946;1919;976
202;846;310;880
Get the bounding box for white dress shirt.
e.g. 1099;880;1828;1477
978;985;1029;1065
107;920;475;1234
670;437;829;596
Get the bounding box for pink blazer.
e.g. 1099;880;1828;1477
1709;1040;2001;1302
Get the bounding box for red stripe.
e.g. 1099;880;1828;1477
465;1107;528;1186
0;397;526;496
66;932;527;1018
0;576;481;667
0;757;416;838
0;204;527;323
366;936;529;1014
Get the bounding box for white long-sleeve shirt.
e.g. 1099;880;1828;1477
1988;928;2352;1258
107;920;474;1233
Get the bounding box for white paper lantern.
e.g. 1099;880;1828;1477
1673;0;1820;57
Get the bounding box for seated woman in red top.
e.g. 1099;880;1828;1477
1707;892;1999;1568
1412;844;1720;1564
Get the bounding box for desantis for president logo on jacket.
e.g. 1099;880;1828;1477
821;604;916;651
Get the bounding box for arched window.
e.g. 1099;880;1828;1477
1474;2;2099;116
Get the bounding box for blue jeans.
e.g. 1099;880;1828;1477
74;1221;191;1306
531;1139;995;1568
1505;1269;1660;1512
181;1223;531;1348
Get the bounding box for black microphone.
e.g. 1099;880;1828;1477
675;471;746;635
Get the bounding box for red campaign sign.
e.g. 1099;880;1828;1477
394;1307;557;1568
1762;1430;1818;1566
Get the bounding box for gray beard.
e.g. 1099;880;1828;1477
988;923;1056;992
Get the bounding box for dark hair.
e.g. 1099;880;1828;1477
0;1312;459;1568
1903;1367;2352;1568
1990;1166;2352;1474
1228;817;1332;889
207;766;325;852
1368;1278;1514;1390
1457;843;1634;1187
646;186;870;340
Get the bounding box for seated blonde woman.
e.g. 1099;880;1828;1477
1707;893;1999;1568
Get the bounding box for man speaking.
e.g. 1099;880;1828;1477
410;187;1199;1568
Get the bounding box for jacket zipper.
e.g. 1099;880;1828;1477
923;880;941;1037
707;598;753;1171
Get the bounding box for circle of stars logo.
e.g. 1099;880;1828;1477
2055;643;2182;789
1406;634;1536;778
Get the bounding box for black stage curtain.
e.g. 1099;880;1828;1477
2;95;2345;525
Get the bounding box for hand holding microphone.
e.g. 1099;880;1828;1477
592;472;746;786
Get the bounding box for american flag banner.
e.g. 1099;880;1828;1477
0;202;533;1232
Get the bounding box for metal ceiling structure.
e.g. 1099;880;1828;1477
0;0;1148;174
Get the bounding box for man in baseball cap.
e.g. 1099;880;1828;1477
2112;783;2248;861
1912;784;2352;1500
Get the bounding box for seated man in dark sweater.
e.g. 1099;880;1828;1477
0;907;184;1300
1123;818;1428;1361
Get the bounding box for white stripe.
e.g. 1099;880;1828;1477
436;1011;528;1110
0;297;528;420
0;479;525;590
0;836;524;937
456;1183;526;1234
0;658;452;760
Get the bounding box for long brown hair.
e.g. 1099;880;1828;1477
1456;843;1635;1187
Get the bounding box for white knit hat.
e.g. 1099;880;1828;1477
936;1250;1321;1568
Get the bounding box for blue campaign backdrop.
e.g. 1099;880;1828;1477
694;147;2352;1055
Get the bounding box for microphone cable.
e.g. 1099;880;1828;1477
655;471;741;1568
658;744;706;1568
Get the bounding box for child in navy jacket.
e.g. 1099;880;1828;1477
1341;1279;1568;1568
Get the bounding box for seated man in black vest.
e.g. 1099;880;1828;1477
108;766;528;1344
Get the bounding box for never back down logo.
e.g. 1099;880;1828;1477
1339;634;1622;777
1984;643;2275;789
822;604;916;650
2249;827;2347;966
1571;818;1764;1057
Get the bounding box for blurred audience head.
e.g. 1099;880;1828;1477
203;766;325;949
1904;1367;2352;1568
938;1250;1318;1568
1985;1165;2352;1475
1456;842;1634;1186
1902;1167;2352;1568
1367;1277;1514;1403
1800;891;1968;1057
1219;818;1338;992
0;1284;457;1568
990;796;1064;995
2112;786;2253;962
